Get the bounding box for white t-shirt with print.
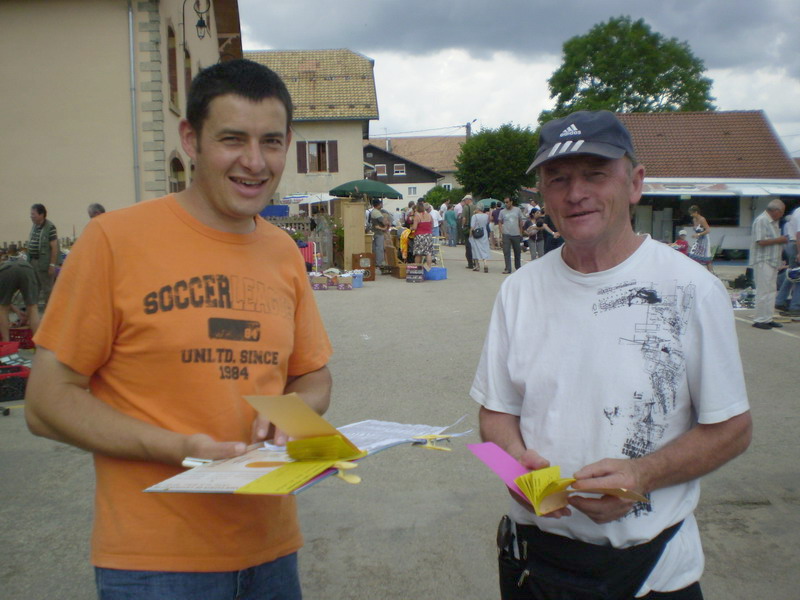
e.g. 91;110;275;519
471;236;749;594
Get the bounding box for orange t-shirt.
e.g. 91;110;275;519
35;196;332;572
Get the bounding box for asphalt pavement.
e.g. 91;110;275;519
1;244;798;599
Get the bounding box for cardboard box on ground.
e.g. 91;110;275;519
406;265;424;283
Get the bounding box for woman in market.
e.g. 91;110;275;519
469;203;491;273
411;201;435;270
687;205;713;271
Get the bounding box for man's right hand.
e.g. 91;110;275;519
478;407;572;517
181;433;247;462
512;448;572;518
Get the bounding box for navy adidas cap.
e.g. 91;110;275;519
526;110;635;173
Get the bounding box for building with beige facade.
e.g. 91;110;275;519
0;0;243;245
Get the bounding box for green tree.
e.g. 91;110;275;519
424;185;465;210
539;16;715;125
454;124;537;199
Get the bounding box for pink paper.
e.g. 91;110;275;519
467;442;528;496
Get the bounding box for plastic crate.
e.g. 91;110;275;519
0;341;21;357
423;267;447;281
9;328;34;349
0;365;30;402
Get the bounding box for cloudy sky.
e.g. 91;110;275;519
239;0;800;157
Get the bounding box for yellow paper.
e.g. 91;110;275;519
515;466;576;516
235;460;337;495
287;435;365;462
243;393;362;458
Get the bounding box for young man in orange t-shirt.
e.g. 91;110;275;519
25;60;332;600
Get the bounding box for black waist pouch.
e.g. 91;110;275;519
498;518;682;600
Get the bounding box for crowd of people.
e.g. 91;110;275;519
363;194;573;276
365;186;800;326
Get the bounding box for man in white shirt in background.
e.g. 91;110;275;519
775;203;800;316
750;199;787;329
427;203;442;238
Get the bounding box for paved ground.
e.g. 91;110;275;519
1;244;798;599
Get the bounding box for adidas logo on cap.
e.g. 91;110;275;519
559;124;581;137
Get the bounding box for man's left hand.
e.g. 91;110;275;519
568;458;644;523
250;413;288;446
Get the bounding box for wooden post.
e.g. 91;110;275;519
341;198;367;270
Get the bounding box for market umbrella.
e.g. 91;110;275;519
329;179;403;199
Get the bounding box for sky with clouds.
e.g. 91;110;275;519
239;0;800;157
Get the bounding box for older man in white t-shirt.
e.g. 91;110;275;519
472;110;751;599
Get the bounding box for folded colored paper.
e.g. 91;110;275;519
468;442;648;516
147;396;466;496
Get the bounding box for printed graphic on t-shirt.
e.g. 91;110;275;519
595;279;696;517
142;274;294;318
143;273;295;382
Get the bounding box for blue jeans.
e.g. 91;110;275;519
95;553;301;600
446;224;457;246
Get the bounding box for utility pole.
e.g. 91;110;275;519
465;118;477;138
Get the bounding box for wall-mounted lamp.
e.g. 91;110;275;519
183;0;211;44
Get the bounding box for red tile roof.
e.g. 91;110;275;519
616;111;800;179
368;136;465;173
246;49;378;121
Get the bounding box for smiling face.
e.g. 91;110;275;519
539;155;644;267
179;93;291;233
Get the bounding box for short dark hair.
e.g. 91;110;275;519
186;59;293;135
31;203;46;217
